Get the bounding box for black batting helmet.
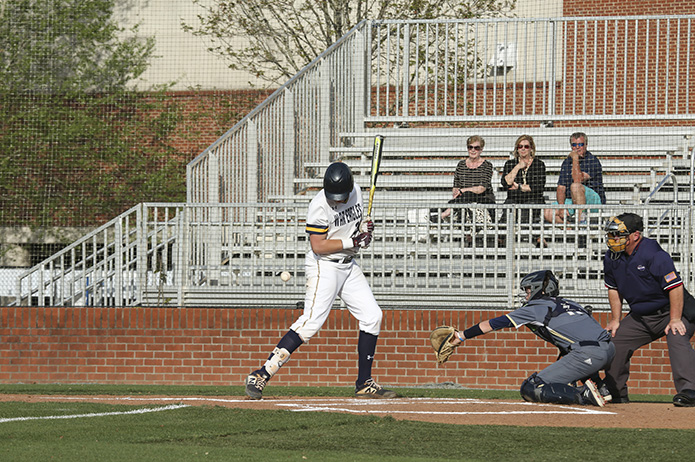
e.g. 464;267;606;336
520;270;559;301
323;162;354;201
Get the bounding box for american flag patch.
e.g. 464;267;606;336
664;271;677;283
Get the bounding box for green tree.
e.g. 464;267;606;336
184;0;516;86
0;0;187;229
0;0;153;94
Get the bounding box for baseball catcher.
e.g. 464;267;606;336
429;270;615;407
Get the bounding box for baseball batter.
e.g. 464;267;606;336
432;270;615;407
244;162;397;399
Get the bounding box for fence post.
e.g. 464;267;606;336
353;24;367;134
208;153;222;286
115;215;123;306
547;19;557;121
175;204;188;306
247;121;259;202
283;89;296;195
319;60;331;166
402;23;410;119
136;204;147;305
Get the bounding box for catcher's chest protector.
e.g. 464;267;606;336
529;297;589;353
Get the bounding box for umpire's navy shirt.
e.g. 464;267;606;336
603;237;683;315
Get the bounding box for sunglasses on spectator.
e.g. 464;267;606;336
467;145;482;151
571;142;585;147
517;144;531;149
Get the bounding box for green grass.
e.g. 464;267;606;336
0;385;683;461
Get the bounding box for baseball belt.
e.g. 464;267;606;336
329;256;354;264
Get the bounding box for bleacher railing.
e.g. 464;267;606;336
186;16;695;206
186;20;369;205
15;203;694;310
371;16;695;122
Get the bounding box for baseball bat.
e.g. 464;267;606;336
366;134;384;219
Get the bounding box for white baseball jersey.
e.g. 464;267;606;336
305;183;364;261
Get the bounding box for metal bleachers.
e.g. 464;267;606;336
295;126;695;206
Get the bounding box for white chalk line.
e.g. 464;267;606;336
18;396;615;416
0;403;189;424
273;398;614;415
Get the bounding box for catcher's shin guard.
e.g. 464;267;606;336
521;373;582;405
520;373;543;402
262;347;291;378
539;383;584;405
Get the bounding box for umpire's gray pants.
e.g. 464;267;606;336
605;310;695;400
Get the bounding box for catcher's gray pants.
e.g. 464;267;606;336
604;310;695;400
536;342;615;385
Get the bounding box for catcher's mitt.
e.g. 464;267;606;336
429;325;459;364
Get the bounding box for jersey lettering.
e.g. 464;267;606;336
553;299;589;317
333;203;362;227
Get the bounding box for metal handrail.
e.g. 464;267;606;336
643;173;679;236
186;20;370;170
644;173;678;205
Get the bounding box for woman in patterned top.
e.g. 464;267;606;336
500;134;546;224
437;135;496;222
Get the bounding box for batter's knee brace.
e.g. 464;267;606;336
262;347;291;378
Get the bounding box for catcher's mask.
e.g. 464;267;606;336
604;216;631;255
520;270;559;302
605;213;643;255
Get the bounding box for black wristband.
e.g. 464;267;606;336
463;324;484;339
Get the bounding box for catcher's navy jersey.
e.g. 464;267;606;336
506;297;610;352
603;237;683;315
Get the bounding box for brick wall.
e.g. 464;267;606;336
0;306;686;395
564;0;695;16
157;89;274;159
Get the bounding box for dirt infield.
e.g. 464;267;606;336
1;394;693;430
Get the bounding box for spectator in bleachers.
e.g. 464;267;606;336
432;135;496;223
543;132;606;224
500;134;546;224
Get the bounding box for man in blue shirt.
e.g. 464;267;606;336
603;213;695;406
544;132;606;224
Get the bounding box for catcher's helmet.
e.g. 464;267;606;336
520;270;559;301
323;162;354;201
